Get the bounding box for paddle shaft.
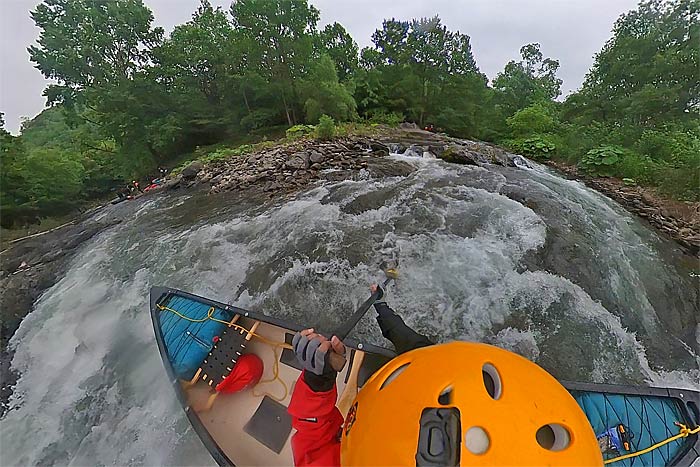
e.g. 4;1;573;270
333;276;394;340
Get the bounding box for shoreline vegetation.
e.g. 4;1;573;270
1;0;697;231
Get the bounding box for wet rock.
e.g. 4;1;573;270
403;144;425;158
370;141;390;157
163;176;182;190
0;216;121;417
438;145;489;165
181;161;204;180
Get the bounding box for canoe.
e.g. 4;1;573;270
149;287;700;466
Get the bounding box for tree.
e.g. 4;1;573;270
29;0;163;107
231;0;320;125
357;15;488;130
153;1;242;146
299;55;357;123
492;43;562;117
506;102;559;136
573;0;699;126
317;22;358;81
29;0;168;163
1;113;30;226
156;1;237;105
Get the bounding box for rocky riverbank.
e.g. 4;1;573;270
170;128;527;197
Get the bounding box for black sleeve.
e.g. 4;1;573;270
374;302;434;354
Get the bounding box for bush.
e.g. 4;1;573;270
240;109;279;131
366;110;404;127
315;115;336;140
505;135;557;158
286;124;315;140
579;145;625;176
506;102;558;136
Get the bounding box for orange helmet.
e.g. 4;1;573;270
340;342;602;466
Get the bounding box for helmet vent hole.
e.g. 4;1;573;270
482;363;502;400
465;426;490;455
536;424;571;451
379;362;410;390
438;386;453;405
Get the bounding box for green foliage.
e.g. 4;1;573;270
555;0;699;200
317;22;358;81
578;145;627;176
366;110;404;126
286;124;315;139
21;149;85;203
506;102;558;136
573;0;698;126
506;135;557;158
356;15;488;134
315;115;336;140
299;55;357;123
493;44;562;118
199;144;254;164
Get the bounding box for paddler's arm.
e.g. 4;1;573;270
372;284;434;354
288;330;346;467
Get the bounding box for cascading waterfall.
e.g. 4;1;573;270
1;153;697;466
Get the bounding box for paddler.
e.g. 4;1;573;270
288;285;603;466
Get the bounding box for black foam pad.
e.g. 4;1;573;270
244;396;293;454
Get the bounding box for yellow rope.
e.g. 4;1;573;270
158;304;292;401
603;423;700;464
252;345;290;402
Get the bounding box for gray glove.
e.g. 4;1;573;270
293;332;332;376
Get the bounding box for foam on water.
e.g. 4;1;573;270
0;156;697;465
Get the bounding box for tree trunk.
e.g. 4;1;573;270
242;88;251;113
282;93;293;126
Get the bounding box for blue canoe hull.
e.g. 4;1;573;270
150;287;700;467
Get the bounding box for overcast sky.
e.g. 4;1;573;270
0;0;638;135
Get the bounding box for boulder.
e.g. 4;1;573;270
403;144;425;158
163;176;182;190
309;151;325;164
181;161;204;180
399;122;419;129
285;152;309;170
438;145;489;166
370;141;390;154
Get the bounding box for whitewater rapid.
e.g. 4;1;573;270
1;154;698;465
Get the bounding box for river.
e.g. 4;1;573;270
1;153;698;465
